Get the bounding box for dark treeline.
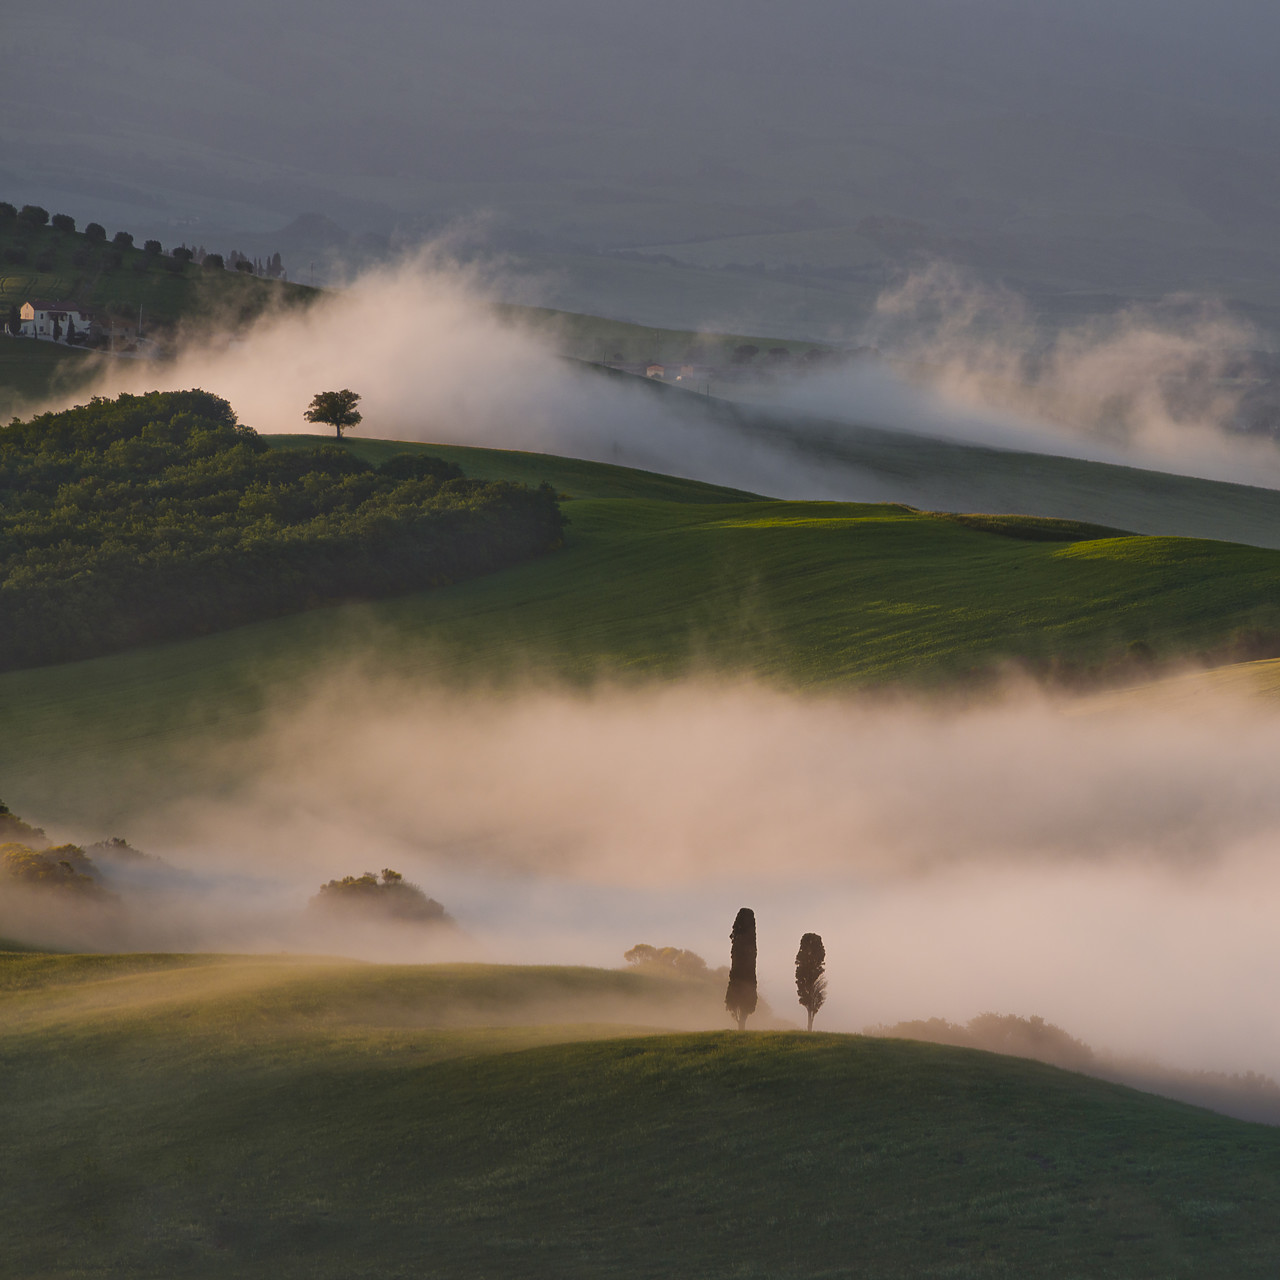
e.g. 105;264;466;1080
0;390;565;669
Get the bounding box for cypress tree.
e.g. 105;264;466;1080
724;907;758;1030
795;933;827;1031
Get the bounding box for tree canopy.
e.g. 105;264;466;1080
795;932;827;1031
0;390;564;669
310;869;452;925
305;389;363;439
724;907;758;1030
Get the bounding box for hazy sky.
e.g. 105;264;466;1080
8;0;1280;324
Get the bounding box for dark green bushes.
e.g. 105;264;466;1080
310;869;452;925
0;390;565;669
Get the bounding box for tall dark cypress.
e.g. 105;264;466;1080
795;932;827;1031
725;907;758;1030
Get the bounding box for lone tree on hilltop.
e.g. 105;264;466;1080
725;907;758;1030
305;389;363;440
795;932;827;1031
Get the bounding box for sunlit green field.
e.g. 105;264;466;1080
4;437;1280;826
2;952;1278;1279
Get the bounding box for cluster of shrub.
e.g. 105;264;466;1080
310;869;452;925
0;390;565;669
0;799;127;900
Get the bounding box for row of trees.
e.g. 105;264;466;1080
725;907;827;1031
0;203;287;278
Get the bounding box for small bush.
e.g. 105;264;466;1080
18;204;49;227
310;869;452;925
84;222;107;243
112;231;134;249
172;246;193;263
143;239;162;255
624;943;721;979
0;201;16;220
203;252;225;270
0;841;113;898
51;213;75;233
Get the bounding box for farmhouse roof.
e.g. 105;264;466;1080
28;299;90;313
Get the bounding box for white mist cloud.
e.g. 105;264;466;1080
37;249;1280;499
60;251;862;501
27;671;1268;1081
769;263;1280;487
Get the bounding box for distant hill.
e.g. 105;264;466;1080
0;207;316;413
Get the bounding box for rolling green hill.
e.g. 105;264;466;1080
0;212;316;414
5;435;1280;825
0;214;313;330
3;952;1279;1279
615;372;1280;550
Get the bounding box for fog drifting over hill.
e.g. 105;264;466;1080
12;670;1280;1091
61;252;1280;498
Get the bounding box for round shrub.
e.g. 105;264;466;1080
84;222;106;242
51;213;75;233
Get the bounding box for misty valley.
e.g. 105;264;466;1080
11;4;1280;1273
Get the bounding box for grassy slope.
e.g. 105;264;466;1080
641;376;1280;550
499;301;833;364
3;953;1279;1279
5;436;1280;823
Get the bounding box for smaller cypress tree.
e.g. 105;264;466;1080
795;933;827;1031
724;907;758;1030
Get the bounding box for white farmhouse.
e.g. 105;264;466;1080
19;300;94;341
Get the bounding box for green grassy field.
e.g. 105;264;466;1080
2;951;1278;1279
4;435;1280;825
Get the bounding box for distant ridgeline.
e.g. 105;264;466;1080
0;391;565;669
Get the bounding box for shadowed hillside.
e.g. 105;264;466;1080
3;953;1280;1278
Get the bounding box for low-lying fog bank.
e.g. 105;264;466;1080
7;672;1280;1106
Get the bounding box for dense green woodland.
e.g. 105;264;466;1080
0;391;564;669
